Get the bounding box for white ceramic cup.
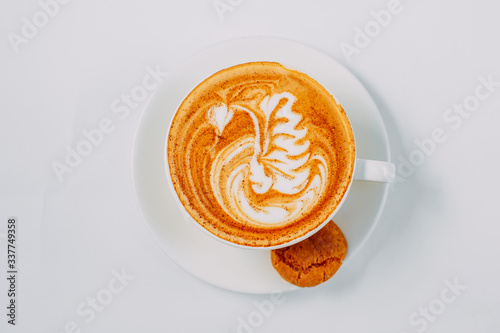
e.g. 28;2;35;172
164;62;395;250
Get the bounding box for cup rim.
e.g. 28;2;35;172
164;61;359;250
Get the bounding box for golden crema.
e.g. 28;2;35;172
167;62;355;247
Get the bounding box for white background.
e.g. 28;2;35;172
1;0;499;332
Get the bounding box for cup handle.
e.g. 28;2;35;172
354;158;395;183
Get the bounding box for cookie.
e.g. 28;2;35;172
270;221;347;287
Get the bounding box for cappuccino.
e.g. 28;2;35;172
167;62;355;247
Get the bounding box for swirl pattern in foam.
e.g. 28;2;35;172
209;92;327;225
167;62;355;247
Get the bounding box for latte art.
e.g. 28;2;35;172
167;62;355;247
208;92;329;225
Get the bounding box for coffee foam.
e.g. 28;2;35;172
167;62;355;247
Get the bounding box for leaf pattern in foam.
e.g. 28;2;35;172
258;92;311;195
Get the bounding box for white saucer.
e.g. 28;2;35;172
132;37;391;294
